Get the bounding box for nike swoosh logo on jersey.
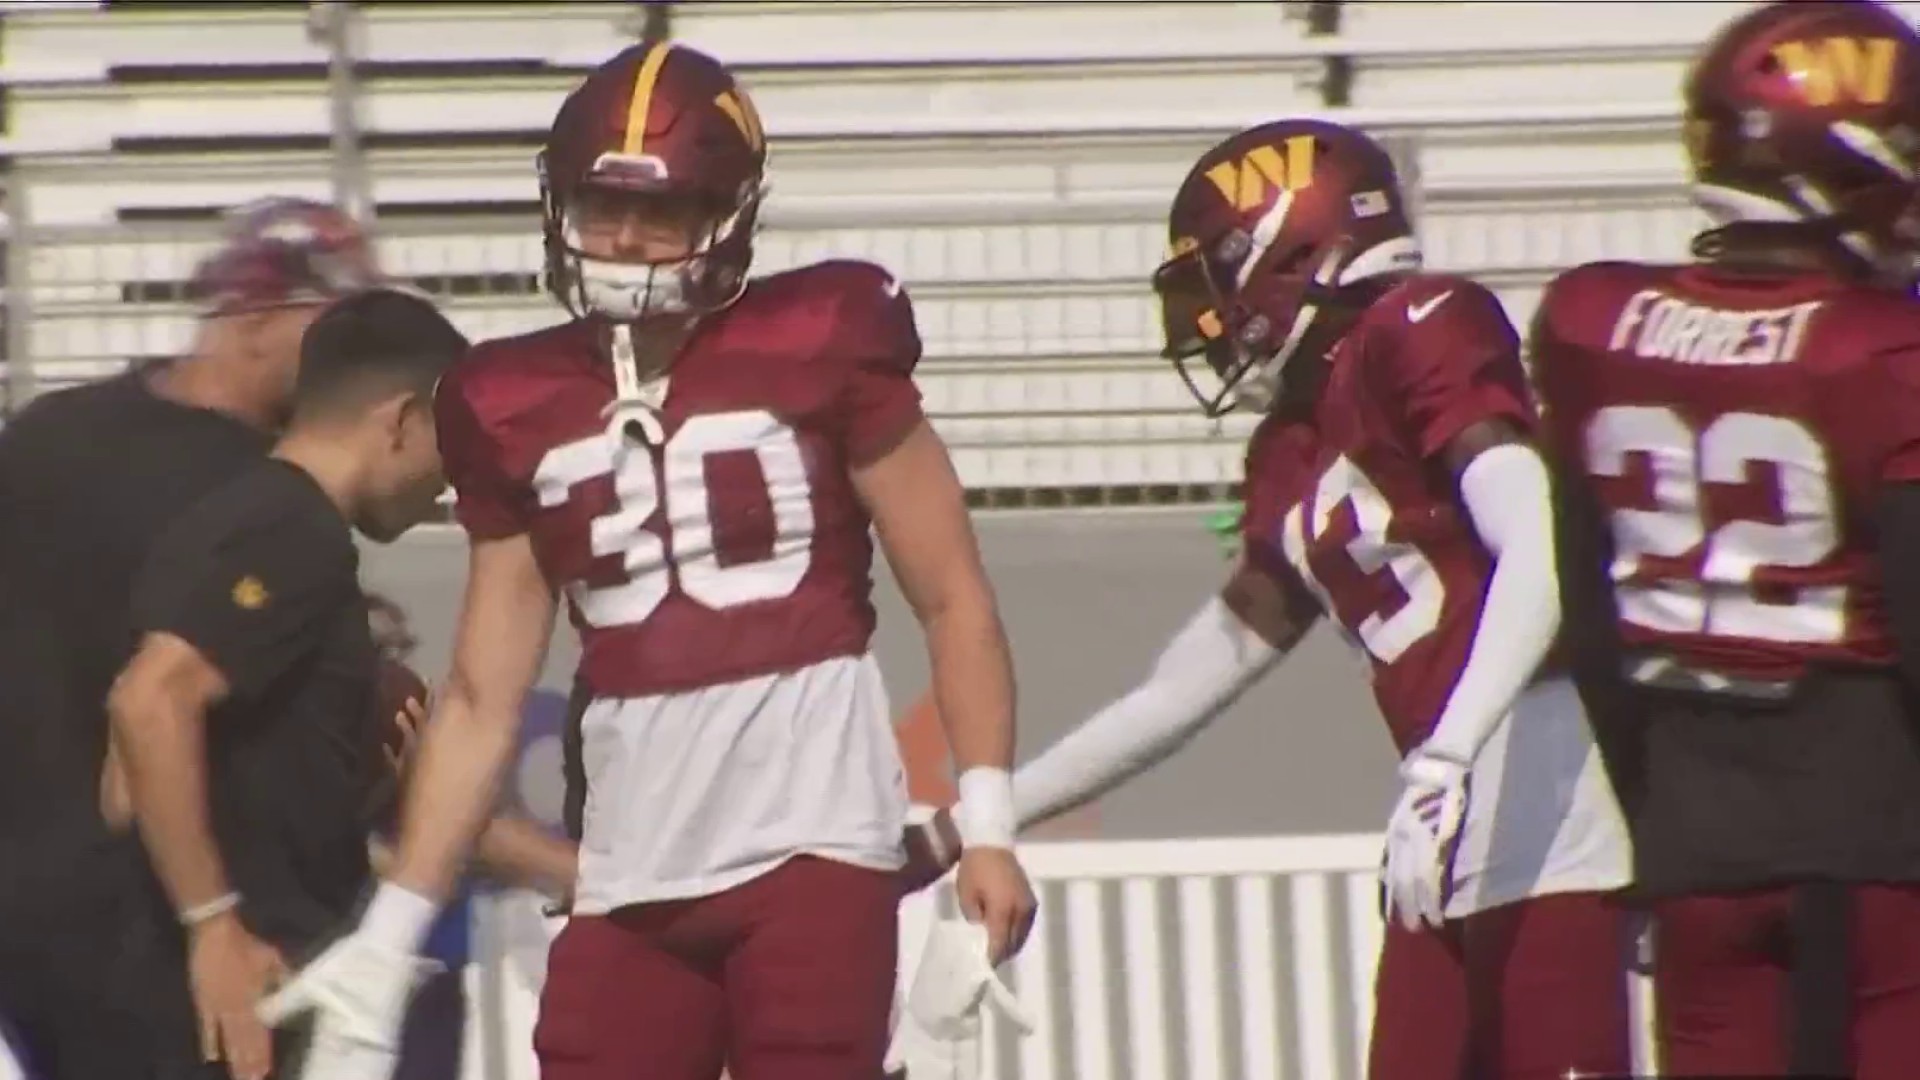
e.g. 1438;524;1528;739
1407;291;1455;323
881;274;903;299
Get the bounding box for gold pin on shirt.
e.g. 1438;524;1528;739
232;575;269;610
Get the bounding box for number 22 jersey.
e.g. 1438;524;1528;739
1533;262;1920;891
1241;273;1629;917
1534;262;1920;683
434;259;919;910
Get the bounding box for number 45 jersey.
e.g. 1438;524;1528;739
433;259;918;911
1242;274;1628;918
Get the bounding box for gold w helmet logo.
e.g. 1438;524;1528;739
1204;135;1318;212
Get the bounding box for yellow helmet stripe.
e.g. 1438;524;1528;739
621;42;674;156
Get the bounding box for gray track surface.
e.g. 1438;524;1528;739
359;509;1399;841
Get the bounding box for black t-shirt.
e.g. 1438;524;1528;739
133;459;382;950
0;374;268;920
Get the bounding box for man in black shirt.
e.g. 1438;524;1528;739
0;198;380;1080
109;288;467;1080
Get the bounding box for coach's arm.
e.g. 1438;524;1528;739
109;634;247;931
110;491;358;1080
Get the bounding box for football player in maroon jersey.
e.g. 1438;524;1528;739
260;41;1034;1080
1004;120;1635;1079
1532;2;1920;1076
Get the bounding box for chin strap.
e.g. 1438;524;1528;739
603;322;669;451
1231;247;1347;412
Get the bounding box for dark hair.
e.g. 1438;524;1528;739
291;288;468;423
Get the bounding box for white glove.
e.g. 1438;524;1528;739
883;918;1035;1080
256;930;438;1080
1381;749;1470;931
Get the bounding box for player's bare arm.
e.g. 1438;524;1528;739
858;420;1013;775
260;533;559;1059
471;814;579;901
1221;554;1324;651
1010;557;1318;834
388;532;557;905
369;816;577;903
854;417;1035;960
1437;415;1525;477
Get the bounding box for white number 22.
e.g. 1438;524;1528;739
1583;404;1845;644
1280;454;1445;665
531;409;816;628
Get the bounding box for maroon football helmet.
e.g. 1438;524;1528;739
539;41;768;323
1153;119;1420;416
1685;0;1920;280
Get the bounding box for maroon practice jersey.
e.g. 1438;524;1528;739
435;260;923;698
1242;274;1537;755
1533;261;1920;683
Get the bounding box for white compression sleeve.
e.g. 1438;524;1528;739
1418;442;1562;766
1013;596;1281;829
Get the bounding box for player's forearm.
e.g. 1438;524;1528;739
110;693;233;917
923;592;1020;850
1423;444;1561;765
1015;596;1280;829
389;684;523;902
927;595;1017;773
473;815;578;901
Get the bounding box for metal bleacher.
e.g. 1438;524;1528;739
0;0;1812;502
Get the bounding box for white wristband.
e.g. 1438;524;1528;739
180;892;241;928
360;881;439;953
955;767;1016;850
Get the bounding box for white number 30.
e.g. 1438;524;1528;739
531;409;816;628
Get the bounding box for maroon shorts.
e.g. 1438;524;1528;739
1368;891;1636;1080
533;855;901;1080
1653;883;1920;1080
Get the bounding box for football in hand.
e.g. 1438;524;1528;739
377;659;430;762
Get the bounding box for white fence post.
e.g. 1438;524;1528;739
469;833;1386;1080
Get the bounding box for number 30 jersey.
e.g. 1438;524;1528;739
1532;261;1920;684
434;259;920;909
1243;274;1629;916
436;259;919;698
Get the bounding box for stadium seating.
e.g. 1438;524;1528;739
0;6;1859;1078
0;0;1767;497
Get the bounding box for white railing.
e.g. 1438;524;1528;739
466;832;1388;1080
